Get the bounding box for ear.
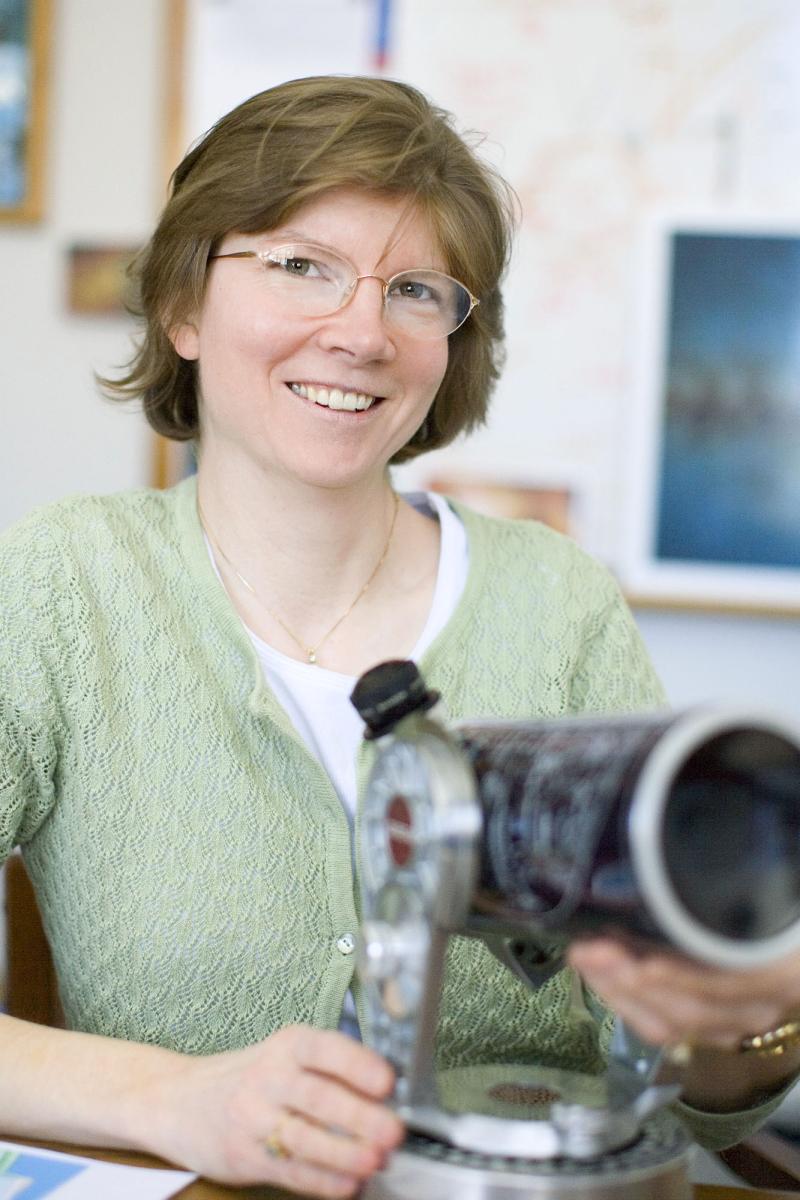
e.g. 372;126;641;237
169;321;200;361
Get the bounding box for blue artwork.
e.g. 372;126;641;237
0;1148;86;1198
655;232;800;570
0;0;30;207
374;0;392;69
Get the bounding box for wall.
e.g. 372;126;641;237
1;0;160;533
633;606;800;714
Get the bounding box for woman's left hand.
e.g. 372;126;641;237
569;936;800;1111
568;936;800;1049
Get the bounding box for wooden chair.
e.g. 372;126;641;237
718;1129;800;1191
3;851;64;1027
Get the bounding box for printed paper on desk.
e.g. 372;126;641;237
0;1141;196;1199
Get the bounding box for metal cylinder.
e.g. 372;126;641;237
458;707;800;967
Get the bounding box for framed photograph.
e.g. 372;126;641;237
624;216;800;615
0;0;49;222
66;244;140;316
152;438;195;490
427;476;572;536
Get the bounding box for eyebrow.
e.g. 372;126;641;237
269;228;308;242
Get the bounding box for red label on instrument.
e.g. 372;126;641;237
387;794;413;867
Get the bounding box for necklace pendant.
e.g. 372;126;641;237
199;491;399;676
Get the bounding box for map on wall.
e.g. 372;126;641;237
389;0;800;569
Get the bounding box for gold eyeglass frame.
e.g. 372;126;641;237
208;242;480;338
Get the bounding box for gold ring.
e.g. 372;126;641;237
264;1117;291;1160
665;1041;693;1067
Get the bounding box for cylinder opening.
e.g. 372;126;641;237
662;727;800;941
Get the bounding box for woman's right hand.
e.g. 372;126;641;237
142;1024;405;1197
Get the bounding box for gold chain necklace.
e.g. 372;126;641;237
198;491;400;665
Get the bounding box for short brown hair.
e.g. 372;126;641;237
103;75;517;463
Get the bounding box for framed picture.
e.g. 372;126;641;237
427;475;572;536
66;244;139;316
152;438;195;490
0;0;49;222
624;216;800;615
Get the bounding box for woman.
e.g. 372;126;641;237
2;75;800;1198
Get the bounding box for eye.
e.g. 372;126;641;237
266;251;327;279
389;278;440;304
285;256;313;276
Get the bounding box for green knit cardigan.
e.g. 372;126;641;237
0;479;788;1147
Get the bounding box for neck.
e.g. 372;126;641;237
196;458;398;619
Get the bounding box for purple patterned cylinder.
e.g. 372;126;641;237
456;708;800;967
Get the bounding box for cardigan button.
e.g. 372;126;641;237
336;933;357;955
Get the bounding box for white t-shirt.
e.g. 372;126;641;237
208;491;469;1037
248;492;467;815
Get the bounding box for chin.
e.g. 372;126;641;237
287;462;384;492
293;448;398;489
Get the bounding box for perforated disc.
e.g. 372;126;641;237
365;1110;691;1200
364;1064;692;1200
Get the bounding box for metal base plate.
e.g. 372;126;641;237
364;1110;692;1200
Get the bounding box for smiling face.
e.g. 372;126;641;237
171;188;450;494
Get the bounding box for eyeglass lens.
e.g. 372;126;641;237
259;244;473;338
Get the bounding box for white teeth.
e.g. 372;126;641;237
290;383;376;411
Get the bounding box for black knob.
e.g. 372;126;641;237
350;660;440;739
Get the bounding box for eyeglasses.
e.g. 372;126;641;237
208;241;479;339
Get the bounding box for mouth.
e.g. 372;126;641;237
289;382;381;412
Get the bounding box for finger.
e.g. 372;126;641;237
599;984;778;1046
581;972;735;1046
569;937;770;1018
269;1154;362;1200
594;992;675;1046
208;1120;362;1197
281;1026;396;1097
571;939;800;1008
287;1070;404;1150
687;965;800;1011
280;1111;390;1178
570;942;785;1042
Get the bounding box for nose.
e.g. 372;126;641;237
316;275;396;362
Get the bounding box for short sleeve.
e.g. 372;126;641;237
0;512;63;857
568;572;666;715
